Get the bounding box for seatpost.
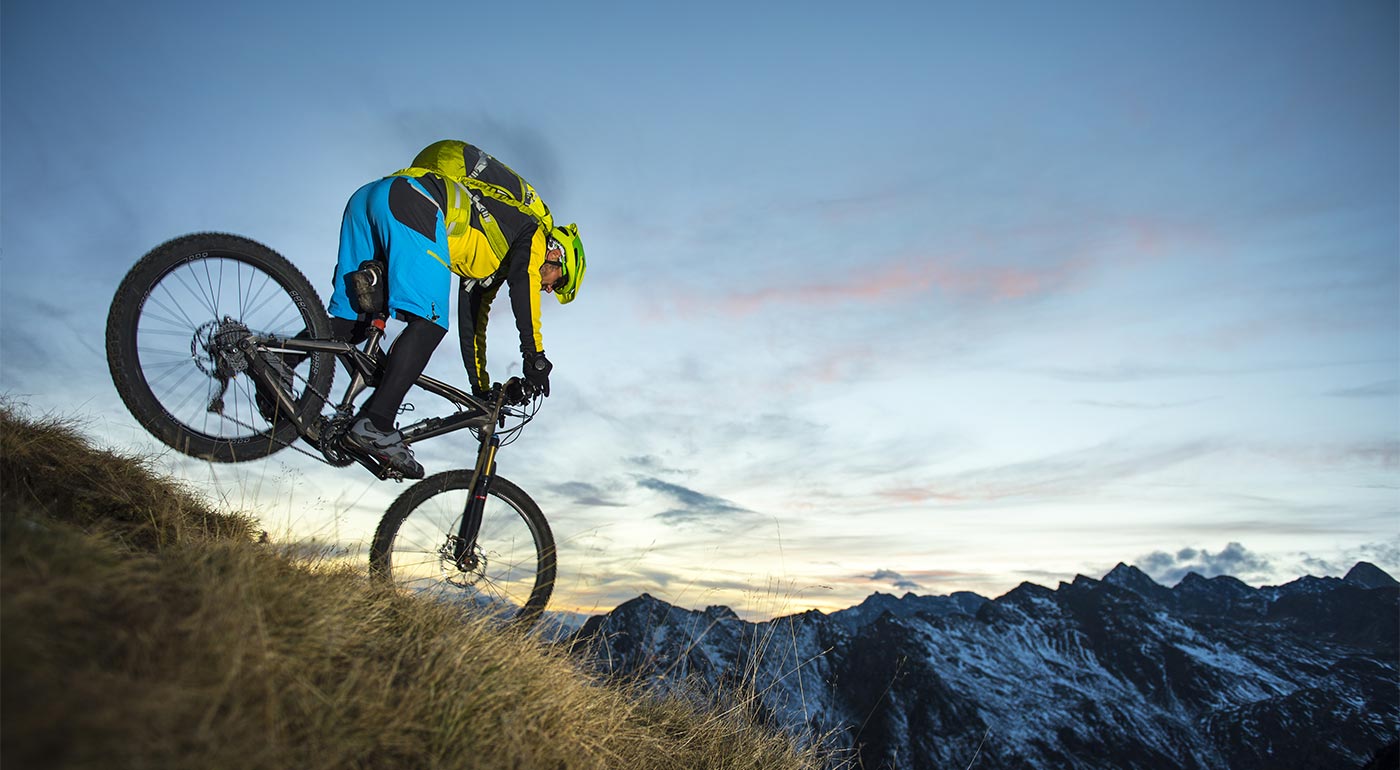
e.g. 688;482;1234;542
362;315;388;354
336;314;388;411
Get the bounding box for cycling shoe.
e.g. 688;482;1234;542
343;417;424;479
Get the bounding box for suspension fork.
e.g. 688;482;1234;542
452;429;501;569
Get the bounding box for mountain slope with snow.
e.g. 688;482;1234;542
570;563;1399;769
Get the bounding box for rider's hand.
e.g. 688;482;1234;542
472;383;494;406
523;352;551;397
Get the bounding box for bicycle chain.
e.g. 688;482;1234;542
215;351;345;467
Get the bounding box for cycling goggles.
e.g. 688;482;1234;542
543;240;568;291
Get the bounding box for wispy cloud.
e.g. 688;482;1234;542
879;439;1222;505
1250;440;1400;471
1073;398;1214;410
637;477;753;526
544;481;628;508
1036;362;1235;383
0;294;105;386
1035;358;1391;383
626;455;687;477
1326;379;1400;399
662;254;1093;320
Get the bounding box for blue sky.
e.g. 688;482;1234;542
3;0;1396;617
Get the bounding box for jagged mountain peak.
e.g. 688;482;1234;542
997;580;1056;605
702;604;740;621
1345;561;1399;588
622;592;670;610
1103;561;1156;585
1174;571;1253;594
829;588;989;630
1069;573;1101;589
1101;562;1175;603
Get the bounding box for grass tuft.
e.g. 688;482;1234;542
0;404;830;770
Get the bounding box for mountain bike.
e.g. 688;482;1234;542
105;232;556;628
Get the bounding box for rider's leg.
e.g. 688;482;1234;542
329;316;370;345
357;312;446;431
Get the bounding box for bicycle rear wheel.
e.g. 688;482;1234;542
370;471;556;629
106;232;334;461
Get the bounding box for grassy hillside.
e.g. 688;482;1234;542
0;405;832;770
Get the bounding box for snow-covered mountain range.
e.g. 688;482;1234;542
568;562;1399;769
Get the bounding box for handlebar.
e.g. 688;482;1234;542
495;376;543;408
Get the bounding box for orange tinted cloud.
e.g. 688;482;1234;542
672;254;1091;319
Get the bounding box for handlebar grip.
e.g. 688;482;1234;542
503;377;529;405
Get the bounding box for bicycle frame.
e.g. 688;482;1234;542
254;329;490;437
246;320;513;564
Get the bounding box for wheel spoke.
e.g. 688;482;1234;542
164;367;214;417
169;266;219;321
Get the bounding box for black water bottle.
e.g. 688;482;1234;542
347;260;386;315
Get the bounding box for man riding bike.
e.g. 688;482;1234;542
321;139;586;479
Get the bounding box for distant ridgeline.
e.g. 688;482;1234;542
569;563;1400;770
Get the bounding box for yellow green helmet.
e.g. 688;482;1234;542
548;223;586;304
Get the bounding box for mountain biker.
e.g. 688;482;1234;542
323;139;586;479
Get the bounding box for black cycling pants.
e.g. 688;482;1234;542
358;312;446;432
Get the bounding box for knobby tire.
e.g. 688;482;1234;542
106;232;334;462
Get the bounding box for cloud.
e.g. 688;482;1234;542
636;477;752;526
0;294;104;385
1035;358;1387;383
879;439;1222;505
626;455;687;477
1299;537;1400;576
661;253;1092;320
1036;362;1233;383
1250;441;1400;472
1326;379;1400;399
1135;542;1273;584
544;481;628;507
865;569;924;592
1073;398;1214;410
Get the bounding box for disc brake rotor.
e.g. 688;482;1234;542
440;536;486;588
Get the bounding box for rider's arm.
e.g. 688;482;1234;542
505;225;547;357
457;276;502;397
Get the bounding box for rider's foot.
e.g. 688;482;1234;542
344;417;424;479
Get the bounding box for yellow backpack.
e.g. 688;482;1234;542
392;140;555;279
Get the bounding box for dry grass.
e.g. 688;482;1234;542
0;404;830;770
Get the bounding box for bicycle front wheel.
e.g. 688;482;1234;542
105;233;334;461
370;472;557;629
